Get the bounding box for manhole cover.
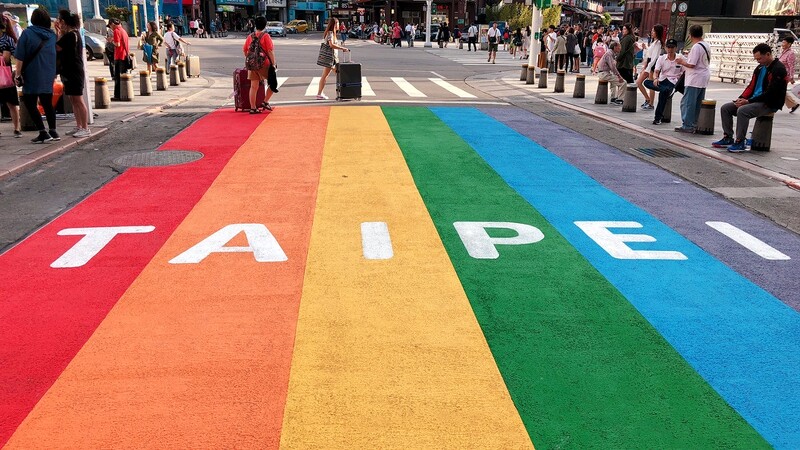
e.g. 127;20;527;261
632;147;689;158
114;150;204;167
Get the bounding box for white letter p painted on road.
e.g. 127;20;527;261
454;221;545;259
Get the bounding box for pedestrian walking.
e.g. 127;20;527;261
0;14;20;138
107;18;129;102
584;26;594;68
712;43;787;152
163;23;189;69
502;26;510;52
56;10;90;137
315;17;349;100
243;16;278;113
779;36;798;113
616;23;635;84
439;22;450;48
511;28;522;59
597;41;626;104
139;21;163;74
392;21;402;48
643;39;683;124
636;24;663;110
405;22;413;47
467;22;477;51
566;28;579;72
674;25;711;133
487;22;501;63
13;8;58;143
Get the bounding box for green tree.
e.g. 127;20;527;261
105;5;131;22
486;4;533;31
602;12;612;26
541;4;562;29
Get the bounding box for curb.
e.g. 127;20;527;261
0;127;109;181
488;73;800;192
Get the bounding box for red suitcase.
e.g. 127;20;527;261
233;68;265;111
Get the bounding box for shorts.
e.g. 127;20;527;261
489;43;498;52
61;74;85;96
0;85;19;105
248;65;269;81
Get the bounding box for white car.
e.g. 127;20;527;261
266;21;286;37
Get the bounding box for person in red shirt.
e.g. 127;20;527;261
109;18;129;101
242;16;277;113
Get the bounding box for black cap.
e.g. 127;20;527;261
666;38;678;47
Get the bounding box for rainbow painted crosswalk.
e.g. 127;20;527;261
1;106;798;449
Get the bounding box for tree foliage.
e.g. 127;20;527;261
486;3;533;31
541;5;562;29
105;5;131;22
602;12;612;26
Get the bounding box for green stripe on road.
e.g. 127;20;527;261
382;106;767;449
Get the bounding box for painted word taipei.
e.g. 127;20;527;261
50;221;790;268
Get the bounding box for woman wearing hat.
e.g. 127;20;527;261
0;14;21;138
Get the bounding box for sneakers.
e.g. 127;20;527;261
652;118;662;125
31;131;53;144
611;98;623;105
14;130;22;138
674;126;695;134
65;127;81;136
316;93;328;100
711;136;734;148
48;129;61;141
727;140;748;152
641;104;653;110
72;128;91;138
640;101;650;108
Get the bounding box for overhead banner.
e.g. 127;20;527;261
752;0;798;15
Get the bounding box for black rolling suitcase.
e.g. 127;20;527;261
336;51;361;101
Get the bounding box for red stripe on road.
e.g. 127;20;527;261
0;110;263;445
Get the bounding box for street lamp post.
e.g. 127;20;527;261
424;0;432;47
93;0;103;19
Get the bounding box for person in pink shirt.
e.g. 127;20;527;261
779;36;798;112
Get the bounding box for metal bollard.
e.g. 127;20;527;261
94;77;111;109
156;67;168;91
554;70;565;93
696;99;716;135
119;73;135;101
622;83;637;112
18;93;37;131
662;95;673;123
170;65;179;86
751;113;774;151
538;68;548;89
139;71;153;96
178;62;187;82
520;63;528;81
526;66;536;84
594;79;609;104
573;74;586;98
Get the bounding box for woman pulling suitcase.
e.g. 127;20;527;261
315;18;350;100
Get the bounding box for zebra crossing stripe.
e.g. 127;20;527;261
361;77;376;96
390;77;427;97
428;78;476;98
277;77;288;90
305;77;321;96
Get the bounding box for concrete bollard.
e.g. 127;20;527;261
696;99;716;135
156;67;168;91
526;66;536;85
573;74;586;98
94;77;111;109
18;93;37;131
554;70;565;93
595;80;609;104
538;68;548;89
119;73;135;101
170;65;179;86
520;63;528;81
622;83;637;112
751;113;774;151
662;95;673;123
178;62;187;82
139;71;153;96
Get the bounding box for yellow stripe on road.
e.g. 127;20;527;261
279;106;533;449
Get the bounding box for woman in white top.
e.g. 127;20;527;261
636;24;664;110
163;23;190;68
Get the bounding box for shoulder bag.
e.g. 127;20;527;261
317;35;335;67
16;40;46;87
674;42;709;94
0;56;13;88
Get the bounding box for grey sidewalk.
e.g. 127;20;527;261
0;55;217;180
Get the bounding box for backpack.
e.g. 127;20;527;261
593;43;606;59
245;32;266;70
503;30;509;40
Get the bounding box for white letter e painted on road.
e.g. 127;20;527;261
454;221;544;259
574;221;687;260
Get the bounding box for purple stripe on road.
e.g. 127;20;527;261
483;107;800;311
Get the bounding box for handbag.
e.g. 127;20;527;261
142;42;154;63
675;42;710;95
574;43;580;54
317;40;335;67
0;57;14;89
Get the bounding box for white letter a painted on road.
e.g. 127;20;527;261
169;224;288;264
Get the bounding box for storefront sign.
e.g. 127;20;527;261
295;1;325;10
266;0;286;7
217;0;254;6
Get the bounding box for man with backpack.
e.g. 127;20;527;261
242;16;277;114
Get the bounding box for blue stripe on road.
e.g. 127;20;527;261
431;106;800;449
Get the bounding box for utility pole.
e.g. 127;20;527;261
527;0;549;69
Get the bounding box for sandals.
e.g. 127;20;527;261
260;102;273;111
249;108;260;114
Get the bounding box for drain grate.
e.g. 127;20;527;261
632;147;689;158
114;150;204;167
541;110;574;117
160;112;200;118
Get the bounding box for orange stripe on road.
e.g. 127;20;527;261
5;108;329;448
